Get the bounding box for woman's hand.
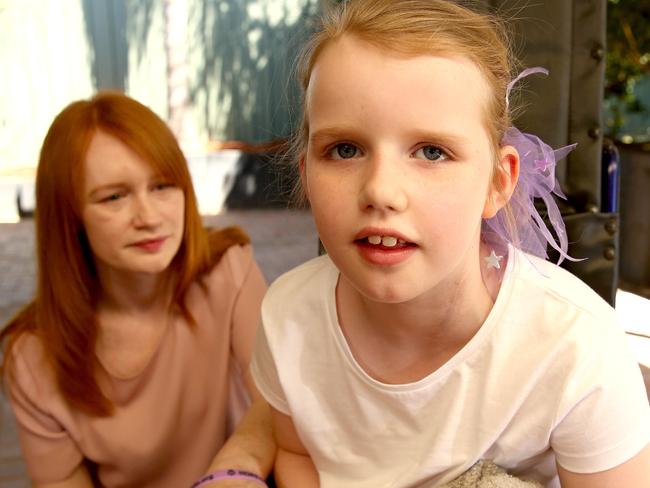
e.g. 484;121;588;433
32;464;93;488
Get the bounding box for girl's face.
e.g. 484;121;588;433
81;131;185;281
302;36;514;305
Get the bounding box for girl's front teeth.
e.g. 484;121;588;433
367;235;402;247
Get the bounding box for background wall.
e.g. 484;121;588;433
0;0;319;175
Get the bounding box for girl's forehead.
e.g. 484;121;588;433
306;36;492;134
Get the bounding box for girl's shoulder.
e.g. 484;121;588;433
507;248;617;332
260;255;336;330
519;250;612;305
266;254;335;301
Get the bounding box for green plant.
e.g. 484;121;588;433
605;0;650;140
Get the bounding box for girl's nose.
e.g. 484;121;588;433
358;156;408;213
132;194;162;228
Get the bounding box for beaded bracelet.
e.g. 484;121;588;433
191;469;268;487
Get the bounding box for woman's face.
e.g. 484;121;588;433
81;130;185;280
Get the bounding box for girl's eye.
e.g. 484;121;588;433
330;143;360;160
414;145;448;162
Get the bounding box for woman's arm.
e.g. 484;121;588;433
201;247;275;485
205;397;275;484
557;443;650;487
32;464;93;488
201;369;276;487
272;407;319;488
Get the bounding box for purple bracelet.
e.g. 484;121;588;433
190;469;268;487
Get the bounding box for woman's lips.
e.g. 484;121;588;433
131;237;167;253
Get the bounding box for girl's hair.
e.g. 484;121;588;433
0;92;212;416
291;0;519;238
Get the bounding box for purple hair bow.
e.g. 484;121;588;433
482;68;579;265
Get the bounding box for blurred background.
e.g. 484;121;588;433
0;0;649;485
0;0;322;220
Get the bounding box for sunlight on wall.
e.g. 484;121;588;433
0;0;93;172
187;0;320;144
125;0;168;122
247;0;306;26
0;0;321;221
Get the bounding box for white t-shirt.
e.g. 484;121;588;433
252;248;650;488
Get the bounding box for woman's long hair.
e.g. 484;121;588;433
0;92;211;416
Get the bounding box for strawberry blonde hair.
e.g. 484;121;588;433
1;92;211;416
291;0;517;211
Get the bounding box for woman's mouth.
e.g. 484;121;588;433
131;237;167;253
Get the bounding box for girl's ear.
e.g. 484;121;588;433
482;145;520;219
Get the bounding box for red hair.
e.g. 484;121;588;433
1;92;213;416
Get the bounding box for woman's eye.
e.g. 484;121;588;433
153;182;174;191
414;145;448;162
330;143;359;160
101;193;123;203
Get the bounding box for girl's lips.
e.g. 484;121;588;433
354;228;413;244
131;237;167;252
354;239;417;266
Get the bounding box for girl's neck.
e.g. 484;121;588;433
337;239;504;351
338;271;494;347
335;263;496;384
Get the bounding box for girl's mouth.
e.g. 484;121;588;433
354;235;417;266
355;235;416;250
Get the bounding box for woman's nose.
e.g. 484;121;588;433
358;156;408;213
131;194;162;228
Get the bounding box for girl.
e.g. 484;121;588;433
1;92;274;487
251;1;650;487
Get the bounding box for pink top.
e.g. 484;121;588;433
5;244;266;487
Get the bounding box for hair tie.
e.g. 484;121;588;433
482;68;581;265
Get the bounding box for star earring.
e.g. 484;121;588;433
485;250;503;270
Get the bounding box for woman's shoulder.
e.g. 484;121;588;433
203;226;254;285
187;227;262;311
4;330;57;398
206;226;250;261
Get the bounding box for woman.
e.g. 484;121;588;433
0;92;274;487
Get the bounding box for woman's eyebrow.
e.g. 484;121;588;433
87;183;126;198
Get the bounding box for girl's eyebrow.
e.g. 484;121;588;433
309;126;362;145
406;129;471;148
310;126;471;148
